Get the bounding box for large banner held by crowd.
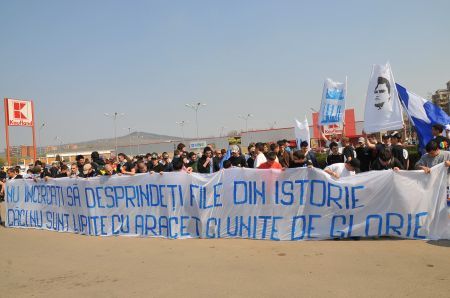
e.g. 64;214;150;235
5;165;450;240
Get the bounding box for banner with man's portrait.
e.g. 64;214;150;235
364;63;404;133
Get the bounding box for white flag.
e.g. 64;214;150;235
319;78;346;125
295;117;310;150
364;63;404;133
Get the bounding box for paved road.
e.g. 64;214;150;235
1;224;449;298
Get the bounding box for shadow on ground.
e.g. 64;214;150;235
427;240;450;247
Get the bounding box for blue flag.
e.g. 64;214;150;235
396;83;450;151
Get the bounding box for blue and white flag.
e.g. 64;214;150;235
319;78;346;125
295;117;311;150
364;63;404;133
396;83;450;150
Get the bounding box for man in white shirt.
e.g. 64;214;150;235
324;159;360;179
253;142;267;168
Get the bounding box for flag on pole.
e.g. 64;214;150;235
396;83;450;150
319;78;346;125
364;63;404;133
295;117;311;150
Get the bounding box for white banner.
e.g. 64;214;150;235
319;78;346;125
364;63;404;133
295;117;310;150
5;165;449;240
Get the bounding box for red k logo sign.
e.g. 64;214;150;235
6;98;34;126
14;102;28;119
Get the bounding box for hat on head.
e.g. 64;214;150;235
83;164;92;175
151;153;158;160
358;137;365;143
382;133;391;139
230;145;239;153
390;131;401;139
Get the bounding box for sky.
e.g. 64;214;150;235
1;0;449;150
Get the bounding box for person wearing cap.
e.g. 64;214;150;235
355;137;371;172
160;152;174;172
431;124;450;151
148;153;165;173
228;145;247;168
390;131;409;169
324;159;360;179
370;149;404;171
81;163;97;178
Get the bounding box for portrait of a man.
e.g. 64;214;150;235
373;76;391;110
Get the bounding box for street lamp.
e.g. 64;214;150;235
136;133;144;155
54;136;64;152
38;122;46;157
185;102;206;140
123;127;135;156
219;126;227;137
176;120;188;142
238;113;253;132
104;112;125;161
268;121;277;129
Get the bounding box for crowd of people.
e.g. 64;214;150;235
0;123;448;181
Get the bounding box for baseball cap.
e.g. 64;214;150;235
358;137;365;143
230;145;239;153
151;153;158;160
382;133;391;139
390;131;401;139
83;164;92;175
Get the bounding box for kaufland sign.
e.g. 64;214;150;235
7;98;34;126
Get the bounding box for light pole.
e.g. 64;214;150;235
136;133;143;155
123;127;135;156
176;120;188;142
185;102;206;140
104;112;125;161
238;113;253;132
219;126;227;137
38;122;46;157
55;136;64;152
268;121;277;129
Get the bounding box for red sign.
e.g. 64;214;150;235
6;98;34;126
